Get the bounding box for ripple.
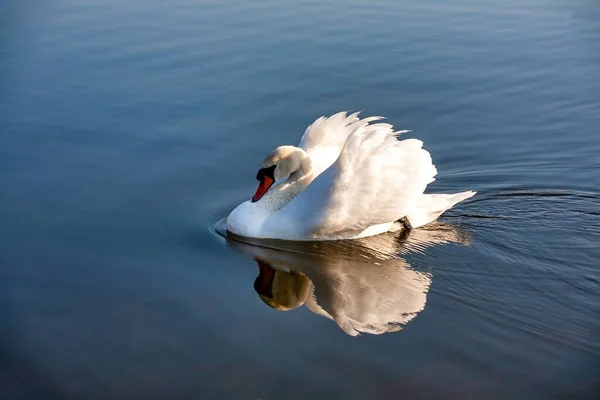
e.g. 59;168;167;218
203;211;229;243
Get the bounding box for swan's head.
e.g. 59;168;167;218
253;258;311;311
252;146;310;202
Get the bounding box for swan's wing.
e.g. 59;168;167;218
281;118;437;239
298;111;382;177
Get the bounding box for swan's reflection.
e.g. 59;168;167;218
227;223;470;336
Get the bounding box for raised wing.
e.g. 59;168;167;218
298;111;381;177
280;117;437;239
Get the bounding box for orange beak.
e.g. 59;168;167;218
252;175;274;202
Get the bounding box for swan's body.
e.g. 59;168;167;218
227;112;475;240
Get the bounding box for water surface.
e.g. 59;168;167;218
2;0;599;398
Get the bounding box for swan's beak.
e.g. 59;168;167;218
252;175;274;202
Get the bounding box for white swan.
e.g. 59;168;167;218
227;112;475;240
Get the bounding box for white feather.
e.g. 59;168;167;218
298;111;383;177
281;122;437;239
406;191;476;228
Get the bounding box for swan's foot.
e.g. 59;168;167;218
399;216;413;231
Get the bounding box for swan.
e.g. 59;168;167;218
227;112;475;240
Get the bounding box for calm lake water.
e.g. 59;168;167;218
2;0;599;398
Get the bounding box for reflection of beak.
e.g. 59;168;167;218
254;259;275;298
252;176;274;202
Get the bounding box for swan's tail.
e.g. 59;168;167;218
406;191;476;228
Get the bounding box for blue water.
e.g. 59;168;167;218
2;1;599;398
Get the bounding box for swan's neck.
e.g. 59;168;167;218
227;149;313;238
264;150;313;213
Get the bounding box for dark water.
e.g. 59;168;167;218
2;0;599;398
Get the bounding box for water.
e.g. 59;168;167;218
2;0;599;398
